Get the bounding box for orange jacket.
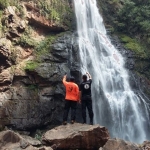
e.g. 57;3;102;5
62;75;79;101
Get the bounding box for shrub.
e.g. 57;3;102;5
18;35;37;48
15;27;37;48
120;35;147;59
0;0;8;9
35;34;57;56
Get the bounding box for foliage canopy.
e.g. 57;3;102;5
116;0;150;46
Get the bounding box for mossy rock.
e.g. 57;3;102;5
119;34;148;59
24;61;39;71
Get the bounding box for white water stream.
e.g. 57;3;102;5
73;0;150;143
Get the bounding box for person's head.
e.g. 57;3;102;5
70;76;75;82
82;74;87;81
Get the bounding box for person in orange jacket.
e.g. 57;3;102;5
62;75;79;125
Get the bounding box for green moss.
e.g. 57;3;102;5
34;130;42;141
0;10;7;36
35;0;72;27
15;27;37;48
120;34;147;59
0;10;3;36
18;35;37;48
108;0;121;7
0;0;8;9
25;61;39;71
0;10;3;18
35;33;61;59
24;33;61;72
36;35;56;52
27;84;38;91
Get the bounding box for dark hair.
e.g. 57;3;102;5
82;74;87;81
70;76;75;82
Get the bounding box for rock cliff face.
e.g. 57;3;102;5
0;1;81;130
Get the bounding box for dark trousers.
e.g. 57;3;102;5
81;96;94;123
63;100;77;122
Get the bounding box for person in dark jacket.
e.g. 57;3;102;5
79;72;94;125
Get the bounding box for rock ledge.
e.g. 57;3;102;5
42;123;109;150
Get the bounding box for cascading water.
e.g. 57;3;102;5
73;0;150;143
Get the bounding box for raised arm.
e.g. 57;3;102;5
86;72;92;79
62;75;67;84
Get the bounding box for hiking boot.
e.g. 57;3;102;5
90;122;93;125
90;121;93;125
83;121;86;124
90;119;93;125
71;120;75;124
62;121;67;125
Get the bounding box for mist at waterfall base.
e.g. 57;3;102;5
73;0;150;143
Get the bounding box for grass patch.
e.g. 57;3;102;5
35;33;61;59
25;61;38;71
24;35;56;71
36;35;56;53
24;33;60;72
120;34;147;59
17;34;37;48
36;0;72;25
0;0;9;9
15;27;37;48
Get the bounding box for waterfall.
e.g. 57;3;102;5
73;0;150;143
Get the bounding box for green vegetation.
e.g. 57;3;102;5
15;27;37;48
120;35;147;59
0;10;3;19
0;0;8;9
17;34;37;48
117;1;150;33
0;10;3;36
34;130;42;141
35;35;56;54
99;0;150;59
20;0;73;27
27;84;38;92
114;0;150;48
102;0;150;81
25;61;38;71
35;133;42;141
24;33;59;71
0;0;20;9
39;0;72;27
36;0;71;23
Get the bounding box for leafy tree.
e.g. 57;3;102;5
115;0;150;47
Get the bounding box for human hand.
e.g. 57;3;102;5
63;75;67;79
86;72;92;79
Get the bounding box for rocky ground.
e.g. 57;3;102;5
0;123;109;150
0;123;150;150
